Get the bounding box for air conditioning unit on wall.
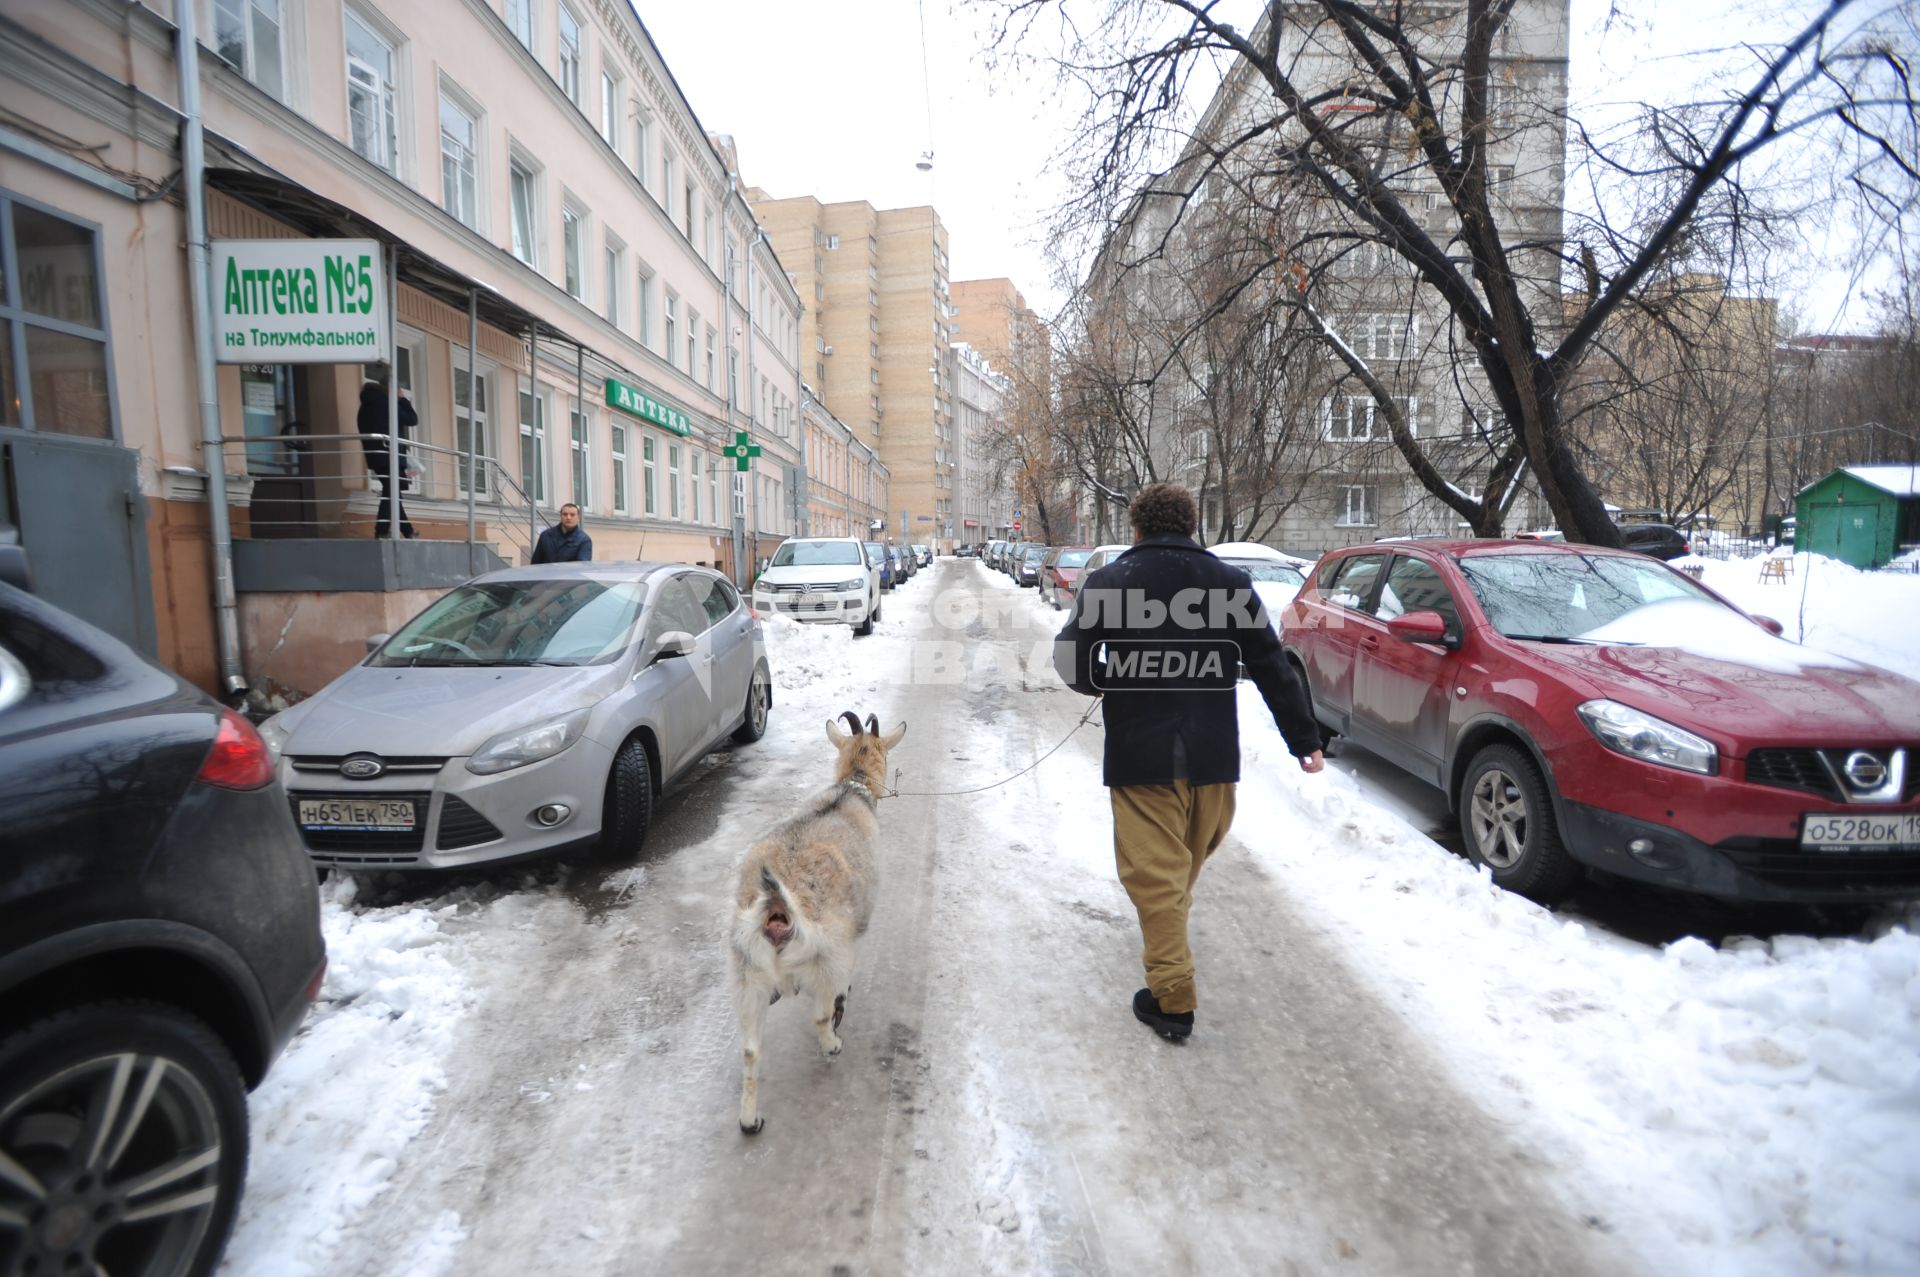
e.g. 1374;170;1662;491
823;345;834;355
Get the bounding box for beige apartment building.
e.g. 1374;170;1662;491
799;388;889;538
0;0;804;700
748;191;959;548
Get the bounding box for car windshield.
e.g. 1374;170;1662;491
771;540;861;567
1057;549;1092;568
1023;546;1045;561
1226;560;1306;585
1458;554;1718;641
374;579;649;667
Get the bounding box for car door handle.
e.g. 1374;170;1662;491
1361;634;1380;648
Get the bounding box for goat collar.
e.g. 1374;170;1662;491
839;773;884;805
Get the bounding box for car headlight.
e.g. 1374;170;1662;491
258;713;291;763
840;578;866;591
467;708;593;775
1576;700;1717;775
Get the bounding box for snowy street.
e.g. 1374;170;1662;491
222;558;1919;1277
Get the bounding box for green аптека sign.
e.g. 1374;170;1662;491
605;377;691;436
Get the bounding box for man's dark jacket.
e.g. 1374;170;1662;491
1053;533;1321;788
531;525;593;563
356;386;416;475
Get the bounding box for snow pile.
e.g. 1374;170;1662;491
222;876;479;1277
1692;552;1920;683
1231;689;1920;1276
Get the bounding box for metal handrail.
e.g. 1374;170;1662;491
217;431;557;568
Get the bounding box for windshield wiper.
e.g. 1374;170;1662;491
1502;634;1599;644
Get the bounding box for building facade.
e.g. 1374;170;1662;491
747;191;959;549
948;342;1013;542
798;387;889;539
0;0;805;698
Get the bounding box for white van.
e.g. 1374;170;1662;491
751;536;882;635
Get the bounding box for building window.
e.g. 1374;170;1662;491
508;156;538;265
683;182;695;240
664;292;678;368
600;70;621;150
519;386;546;503
729;349;739;406
636;262;654;347
439;91;480;229
557;4;583;106
455;365;492;494
1321;394;1418;440
1336;485;1376;528
661;150;676;219
702;210;714;266
634;114;652;188
214;0;286;100
504;0;534;50
603;239;623;326
709;460;718;523
685;307;698;377
570;408;592;508
691;450;702;523
345;11;399;174
668;443;681;518
561;202;585;300
704;326;716;391
0;197;114;438
610;422;629;513
1338;313;1419;361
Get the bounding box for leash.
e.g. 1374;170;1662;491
880;700;1104;799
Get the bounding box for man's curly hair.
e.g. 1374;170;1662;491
1129;482;1198;537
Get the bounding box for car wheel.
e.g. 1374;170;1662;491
733;665;771;743
1459;744;1580;903
599;737;654;857
0;1002;248;1277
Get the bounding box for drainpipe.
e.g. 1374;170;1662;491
176;0;246;697
720;195;738;579
387;242;399;542
466;288;478;573
743;221;762;578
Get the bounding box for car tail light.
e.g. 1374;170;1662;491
197;706;277;790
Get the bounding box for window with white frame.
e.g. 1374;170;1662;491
345;10;400;174
600;69;621;149
664;291;678;367
1337;313;1420;361
708;460;718;522
683;182;695;240
518;386;547;503
635;261;654;347
702;210;714;266
1321;394;1419;441
642;434;657;514
728;349;739;406
668;443;682;518
1460;403;1507;441
661;150;676;219
214;0;286;100
610;422;629;513
561;200;585;300
504;0;534;50
455;364;492;494
1336;484;1376;527
634;113;652;188
685;306;698;376
704;326;715;391
690;450;702;522
508;154;538;265
603;236;623;326
439;89;480;229
570;407;592;508
557;4;583;106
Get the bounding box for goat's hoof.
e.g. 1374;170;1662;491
823;1036;843;1057
740;1116;765;1135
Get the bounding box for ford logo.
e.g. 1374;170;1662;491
1843;751;1886;791
340;754;385;780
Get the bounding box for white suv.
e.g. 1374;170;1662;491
752;536;882;635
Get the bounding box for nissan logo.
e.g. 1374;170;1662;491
1843;751;1887;791
340;754;386;780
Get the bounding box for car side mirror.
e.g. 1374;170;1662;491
1387;611;1454;647
1751;614;1785;637
652;630;696;662
365;632;390;654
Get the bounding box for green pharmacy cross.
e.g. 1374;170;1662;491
727;431;762;472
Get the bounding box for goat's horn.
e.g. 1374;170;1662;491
840;711;865;736
865;714;880;736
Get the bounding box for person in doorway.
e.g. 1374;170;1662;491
356;381;417;539
1053;482;1324;1042
532;502;593;563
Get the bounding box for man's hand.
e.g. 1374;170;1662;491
1298;750;1325;774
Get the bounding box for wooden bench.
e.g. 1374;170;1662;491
1758;558;1792;583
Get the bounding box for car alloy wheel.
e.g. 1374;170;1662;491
0;1003;248;1277
1458;744;1580;904
733;667;770;744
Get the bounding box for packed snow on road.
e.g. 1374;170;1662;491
222;556;1919;1277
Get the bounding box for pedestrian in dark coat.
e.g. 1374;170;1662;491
531;502;593;563
1054;482;1323;1041
356;381;417;539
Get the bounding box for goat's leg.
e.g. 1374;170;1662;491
737;975;770;1134
811;970;844;1057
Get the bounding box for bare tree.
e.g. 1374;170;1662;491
992;0;1920;544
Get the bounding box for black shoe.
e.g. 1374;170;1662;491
1133;988;1193;1041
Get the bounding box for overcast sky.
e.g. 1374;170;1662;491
635;0;1896;333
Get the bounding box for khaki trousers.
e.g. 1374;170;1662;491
1110;780;1237;1015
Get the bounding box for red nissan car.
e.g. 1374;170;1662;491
1280;541;1920;905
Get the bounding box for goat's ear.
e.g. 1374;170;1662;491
825;717;851;746
879;720;907;750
